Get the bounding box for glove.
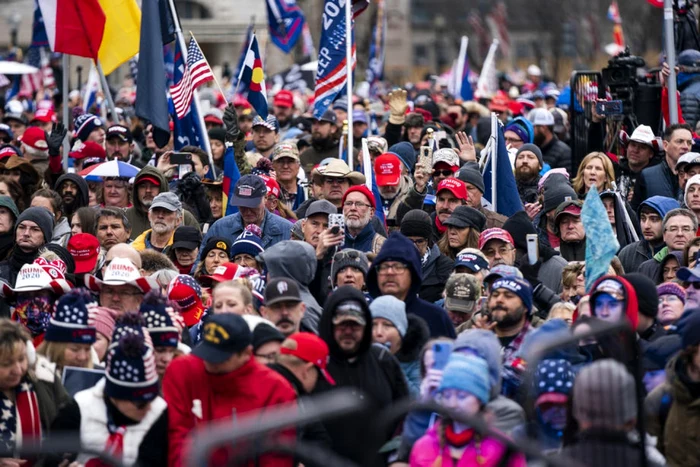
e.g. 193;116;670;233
47;123;68;157
222;103;242;142
387;89;408;125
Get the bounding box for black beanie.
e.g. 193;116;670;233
502;211;537;251
208;128;226;145
252;323;285;351
516;143;544;168
44;244;76;274
543;182;578;213
400;209;433;239
457;168;485;194
623;273;659;318
330;249;369;287
16;206;54;244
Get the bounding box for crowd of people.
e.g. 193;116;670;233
0;55;700;466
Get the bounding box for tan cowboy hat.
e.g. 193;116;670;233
311;159;366;186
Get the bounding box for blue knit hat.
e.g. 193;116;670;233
369;296;408;338
534;358;575;405
73;114;103;142
231;228;264;259
140;292;183;348
437;353;491;405
105;334;159;402
490;276;533;314
111;311;152;349
44;289;97;344
388;142;416;172
454;330;502;395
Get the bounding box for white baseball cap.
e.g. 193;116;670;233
529;108;555;126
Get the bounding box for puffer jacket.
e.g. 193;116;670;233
631;159;680;212
679;73;700;129
539;136;571;171
259;240;322;334
125;166;201;239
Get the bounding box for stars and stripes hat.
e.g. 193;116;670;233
73;114;103;142
252;115;279;133
140;292;184;348
534;358;575;407
110;312;153;350
44;289;97;344
167;275;205;327
105;333;160;402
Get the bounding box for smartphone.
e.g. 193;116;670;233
526;233;539;265
418;146;433;173
170;152;193;165
431;342;454;371
328;213;345;247
595;100;624;116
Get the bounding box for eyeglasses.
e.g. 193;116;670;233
689;282;700;289
376;262;409;274
665;225;694;233
432;169;453;177
505;137;523;144
482;246;514;258
410;238;427;247
659;295;681;304
255;352;278;362
344;201;371;209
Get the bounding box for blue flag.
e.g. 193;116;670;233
366;0;386;98
460;60;473;101
31;0;49;48
266;0;306;54
237;35;268;119
582;186;619;292
222;146;241;216
135;0;173;148
482;118;524;217
169;40;206;153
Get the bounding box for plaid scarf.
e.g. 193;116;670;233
0;376;42;459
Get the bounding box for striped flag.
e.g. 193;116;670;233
222;146;241;216
169;37;214;120
237;34;268;119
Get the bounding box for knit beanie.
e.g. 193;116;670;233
491;277;533;314
623;273;659;318
0;196;19;219
44;289;97;344
543;182;578;213
399;209;433;239
453;329;502;395
73;114;103;142
330;249;369;287
534;358;575;405
201;237;232;261
369;296;408;338
89;306;117;339
657;282;686;304
388;142;416;172
502;210;537;251
342;185;376;209
686;174;700;204
516;143;544;169
105;333;159;402
44;244;76;274
252;323;285;351
504;122;530;145
437;353;491;405
457;168;485;194
573;359;637;427
208;127;226;145
167;275;205;327
111;312;152;348
16;206;54;243
140;291;184;348
231;227;264;259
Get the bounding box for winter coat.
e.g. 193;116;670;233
631;159;680;212
32;357;71;434
537;254;567;294
420;244;453;303
679;73;700;129
646;355;700;466
379;175;413;222
260;240;322;334
125;166;201;240
162;354;297;467
367;232;456;338
131;228;175;252
203;208;292;251
539;136;571;171
344;222;385;254
639;249;683;285
559;239;586;262
516;178;539;205
559;429;664;467
396;315;431;397
315;286;409;467
477;205;507;229
410;423;526;467
50;217;71;248
618;239;655;274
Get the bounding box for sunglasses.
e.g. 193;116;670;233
432;169;453;177
689;282;700;289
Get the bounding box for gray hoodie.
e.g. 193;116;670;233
260;240;322;334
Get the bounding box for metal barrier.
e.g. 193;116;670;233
569;71;604;176
0;433;124;466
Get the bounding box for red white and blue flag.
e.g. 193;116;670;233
238;34;268;119
169;37;214;120
266;0;306;54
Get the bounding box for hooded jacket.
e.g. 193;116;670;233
618;196;680;273
419;244;453;303
54;173;89;215
260;240;322;334
367;232;456;338
639;250;683;285
589;275;640;331
315;286;409;467
125;166;201;239
395;314;430;397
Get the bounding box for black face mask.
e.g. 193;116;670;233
534;132;546;146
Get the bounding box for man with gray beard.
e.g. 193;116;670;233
341;185;385;254
132;192;183;252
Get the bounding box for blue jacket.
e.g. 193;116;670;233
367;232;456;338
344;222;378;253
199;209;292;260
679;73;700;129
631;160;680;211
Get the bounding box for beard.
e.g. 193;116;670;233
346;211;372;231
312;134;335;150
534;132;546;146
490;304;526;329
152;221;175;234
515;167;538;183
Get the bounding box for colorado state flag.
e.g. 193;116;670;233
237;34;268;119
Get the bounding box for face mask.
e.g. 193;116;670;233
14;296;53;336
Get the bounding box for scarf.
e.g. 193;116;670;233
173;259;192;275
0;376;42;459
435;215;447;234
444;422;475;448
9;248;39;276
0;232;14;260
85;402;127;467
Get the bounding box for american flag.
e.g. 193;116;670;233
20;47;54;98
169;37;214;119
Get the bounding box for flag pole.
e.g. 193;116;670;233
190;31;228;105
96;61;118;123
61;54;70;171
166;0;215;177
345;0;354;169
233;30;255;98
490;113;498;213
664;0;678;123
455;36;468;98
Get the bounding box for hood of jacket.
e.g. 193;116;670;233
54;173;89;208
319;286;373;360
132;166;169;215
395;314;430;363
589;275;639;330
638;195;680;218
367;232;422;298
260;240;316;287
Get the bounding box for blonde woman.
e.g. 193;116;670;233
572;152;616;197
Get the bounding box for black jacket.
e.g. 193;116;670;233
516;177;540;205
618;239;655;275
559;429;663;467
419;244;453;303
316;286;409;467
631;159;680;212
559;239;586;262
540;136;572;171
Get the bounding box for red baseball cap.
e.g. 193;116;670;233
436;178;467;201
67;233;100;274
202;262;244;283
342;185;376;209
233;95;252;109
273;90;294;108
259;174;281;199
69;141;106;160
280;332;335;385
203;114;223;126
136;175;162;187
18;126;48;151
31;108;56;123
374;153;401;187
478;228;515;250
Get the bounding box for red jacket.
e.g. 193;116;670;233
162;354;297;467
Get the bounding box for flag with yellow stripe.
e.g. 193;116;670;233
97;0;141;75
